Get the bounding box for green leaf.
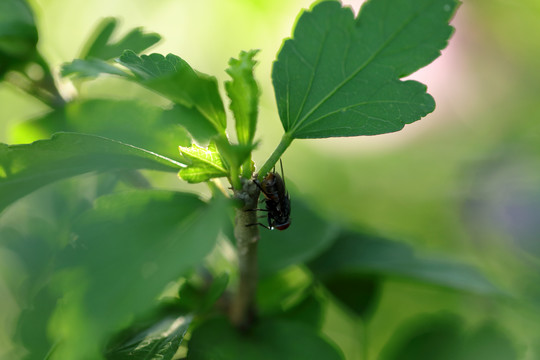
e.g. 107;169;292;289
0;132;184;212
80;17;160;61
258;200;339;277
272;0;458;139
178;143;227;183
214;137;255;179
321;275;381;319
187;318;344;360
308;232;501;295
163;105;220;145
117;50;226;134
61;58;129;78
106;314;193;360
225;49;260;145
12;99;191;160
380;315;518;360
47;190;227;360
257;267;313;315
0;0;38;77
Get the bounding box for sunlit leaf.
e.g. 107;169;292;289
225;49;260;145
117;50;226;134
80;17;160;61
47;191;227;360
13;99;191;160
187;317;344;360
0;133;184;212
178;143;227;183
106;314;193;360
272;0;458;139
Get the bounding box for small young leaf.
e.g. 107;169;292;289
308;232;501;295
178;143;227;183
117;51;226;135
80;17;160;61
0;133;184;212
106;314;193;360
272;0;458;139
48;191;227;360
187;318;344;360
225;49;260;145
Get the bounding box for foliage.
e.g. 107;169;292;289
2;0;527;359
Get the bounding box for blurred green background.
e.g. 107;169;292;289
2;0;540;359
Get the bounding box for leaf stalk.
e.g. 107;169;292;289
257;132;293;180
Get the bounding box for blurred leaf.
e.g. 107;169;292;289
0;132;184;213
178;143;227;183
61;58;128;78
258;200;339;276
117;51;226;134
322;275;381;319
225;49;260;145
80;17;160;61
308;232;501;295
380;314;463;360
257;266;313;314
280;293;325;329
459;322;518;360
177;273;229;313
187;317;344;360
13;99;191;160
272;0;458;139
106;314;192;360
163;105;220;145
0;0;38;77
380;315;518;360
47;190;227;360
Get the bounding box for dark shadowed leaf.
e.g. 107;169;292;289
225;49;260;145
272;0;458;139
308;232;501;295
0;0;38;77
380;315;518;360
47;191;227;360
80;17;160;61
0;133;183;212
322;275;381;319
187;317;344;360
106;314;193;360
258;200;339;276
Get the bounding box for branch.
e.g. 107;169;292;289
230;177;260;330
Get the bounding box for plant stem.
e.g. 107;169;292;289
257;132;293;180
230;177;260;330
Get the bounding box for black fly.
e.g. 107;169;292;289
248;159;291;230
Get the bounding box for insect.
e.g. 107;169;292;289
248;159;291;230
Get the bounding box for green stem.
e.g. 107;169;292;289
257;132;293;180
230;178;260;330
